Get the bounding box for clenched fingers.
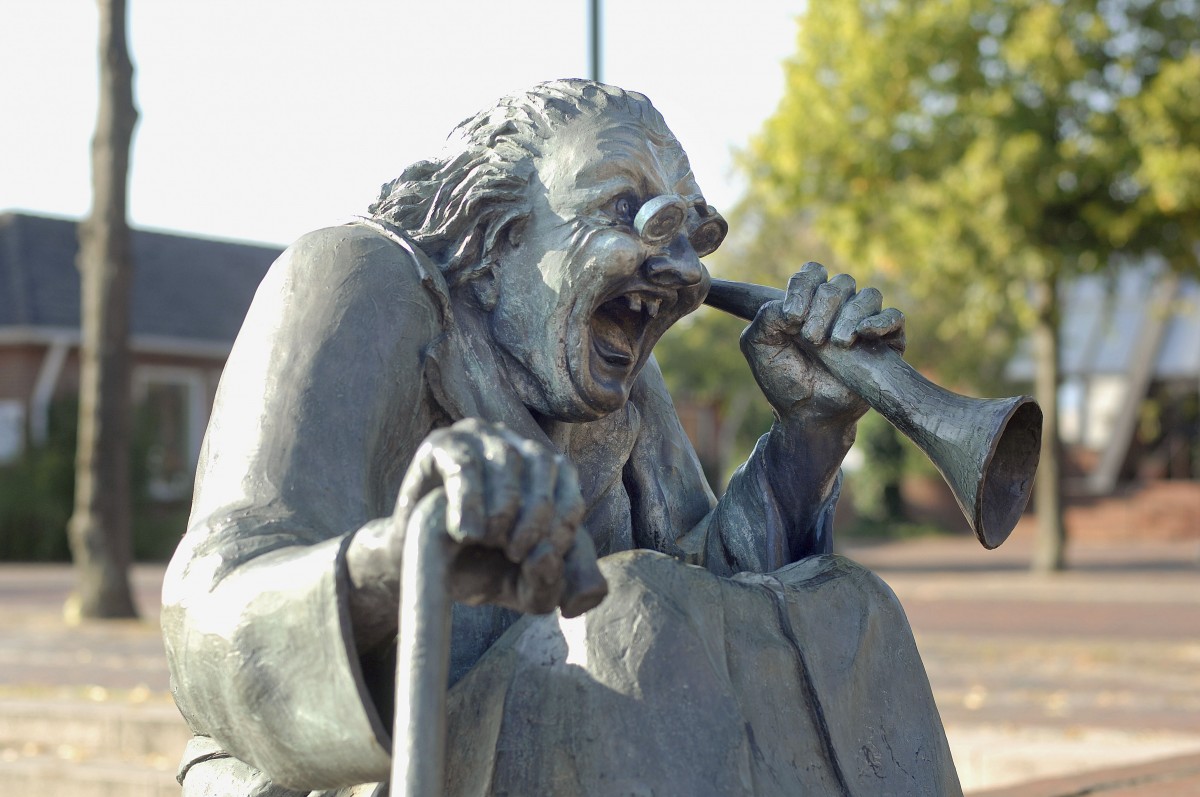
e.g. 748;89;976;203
855;307;906;353
740;263;828;350
801;273;857;345
780;262;828;332
503;439;557;563
517;541;565;615
830;287;883;347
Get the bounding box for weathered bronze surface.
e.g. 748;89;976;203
161;80;1022;796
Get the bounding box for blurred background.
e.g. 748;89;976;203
1;1;1197;794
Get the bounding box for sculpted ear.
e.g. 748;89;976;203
469;215;526;310
468;264;500;311
504;217;525;250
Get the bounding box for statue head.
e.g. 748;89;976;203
371;79;727;421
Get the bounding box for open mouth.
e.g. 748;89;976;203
589;290;666;369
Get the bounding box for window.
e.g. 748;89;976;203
134;367;206;501
0;401;24;464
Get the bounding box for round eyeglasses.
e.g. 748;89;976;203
632;194;728;258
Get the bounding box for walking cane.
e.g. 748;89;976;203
388;484;608;796
391;488;453;797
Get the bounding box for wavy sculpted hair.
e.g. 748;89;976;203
367;79;679;288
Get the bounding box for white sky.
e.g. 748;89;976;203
1;1;800;247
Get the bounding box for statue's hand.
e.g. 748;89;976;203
740;262;905;424
401;419;605;616
347;419;605;647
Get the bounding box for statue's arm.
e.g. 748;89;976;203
624;358;841;576
679;265;906;575
692;423;845;575
667;422;844;577
161;225;438;789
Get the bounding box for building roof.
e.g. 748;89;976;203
1007;263;1200;382
0;212;281;353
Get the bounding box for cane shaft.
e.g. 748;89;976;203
392;489;452;797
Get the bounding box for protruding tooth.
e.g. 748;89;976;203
644;298;661;318
627;294;643;312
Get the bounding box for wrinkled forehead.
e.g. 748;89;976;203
536;114;703;208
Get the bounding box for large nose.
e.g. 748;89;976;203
634;194;705;287
644;238;705;287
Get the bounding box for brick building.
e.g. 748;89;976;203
0;212;279;499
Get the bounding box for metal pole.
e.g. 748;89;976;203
589;0;602;82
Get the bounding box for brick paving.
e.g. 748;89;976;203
0;564;170;692
0;564;182;796
970;752;1200;797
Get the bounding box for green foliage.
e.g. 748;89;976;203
654;306;775;485
839;516;953;542
0;403;76;561
129;399;190;561
748;0;1200;324
848;411;910;523
0;398;188;562
843;411;957;541
131;502;190;562
733;0;1200;555
655;309;757;403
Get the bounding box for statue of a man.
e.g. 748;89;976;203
163;80;960;796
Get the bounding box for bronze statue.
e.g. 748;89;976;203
163;80;1037;796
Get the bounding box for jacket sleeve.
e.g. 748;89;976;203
682;435;841;577
625;359;840;578
161;224;442;790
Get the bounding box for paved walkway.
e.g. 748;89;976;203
0;564;169;693
843;522;1200;794
1;521;1197;795
0;565;181;795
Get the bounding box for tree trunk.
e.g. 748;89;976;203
1030;275;1066;573
67;0;139;620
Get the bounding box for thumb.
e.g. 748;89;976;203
739;299;796;352
558;528;607;618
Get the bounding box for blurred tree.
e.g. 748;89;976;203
855;411;908;523
655;299;767;490
745;0;1200;571
68;0;139;618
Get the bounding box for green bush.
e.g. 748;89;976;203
0;398;189;562
843;411;950;540
849;411;908;524
0;442;74;561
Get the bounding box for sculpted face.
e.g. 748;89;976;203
486;115;713;422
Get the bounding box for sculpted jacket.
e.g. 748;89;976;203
161;222;838;792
